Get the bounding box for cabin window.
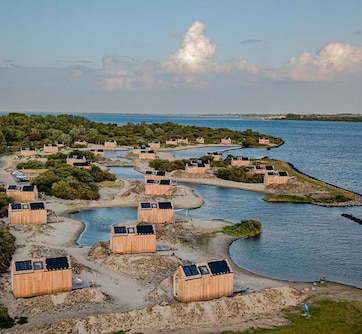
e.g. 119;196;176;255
127;227;135;234
22;204;29;210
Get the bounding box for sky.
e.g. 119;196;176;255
1;0;362;115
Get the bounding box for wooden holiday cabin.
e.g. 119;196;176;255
20;147;37;156
185;160;210;174
252;165;274;175
263;171;290;186
43;143;59;153
206;152;224;162
6;185;38;202
144;170;167;182
54;141;65;148
145;179;172;196
133;145;151;155
166;138;178;146
196;137;204;144
221;137;232;144
173;259;234;303
8;202;47;225
66;155;86;166
148;140;161;149
139;150;156;160
259;137;270;145
11;256;72;298
177;137;189;145
104;139;117;148
110;224;156;254
73;139;88;147
138;201;174;224
231;156;251;167
90;148;105;157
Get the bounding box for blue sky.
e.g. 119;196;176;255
1;0;362;114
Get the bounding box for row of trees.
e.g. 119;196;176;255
0;113;283;154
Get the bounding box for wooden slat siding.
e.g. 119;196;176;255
185;165;208;174
20;150;37;156
264;173;290;186
173;261;234;303
137;204;174;224
43;145;59;153
144;182;172;196
8;204;47;225
144;172;167;182
6;187;38;202
231;157;251;167
11;256;72;298
139;151;156;160
66;156;86;166
104;140;117;148
148;141;161;149
110;228;156;254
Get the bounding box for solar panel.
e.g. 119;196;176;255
145;171;152;174
30;202;45;210
146;180;155;184
137;225;154;235
156;171;166;176
182;264;199;277
22;185;34;192
46;256;69;271
158;202;172;209
8;185;17;190
279;171;288;176
114;226;127;234
160;180;170;185
267;172;274;176
15;260;32;271
141;202;151;209
11;203;22;210
208;260;231;275
266;166;274;170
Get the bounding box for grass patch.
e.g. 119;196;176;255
220;299;362;334
97;180;121;188
222;219;262;237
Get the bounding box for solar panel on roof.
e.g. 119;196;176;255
156;171;165;176
208;260;231;275
279;171;288;176
160;180;170;185
8;185;17;190
137;225;154;235
266;166;274;170
22;185;34;192
146;180;155;184
141;202;151;209
182;264;199;277
11;203;22;210
15;260;32;271
145;171;152;174
158;202;172;209
46;257;69;271
114;226;127;234
30;202;45;210
267;172;274;176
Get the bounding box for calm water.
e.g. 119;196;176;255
71;115;362;288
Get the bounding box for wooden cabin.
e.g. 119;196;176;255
11;256;72;298
231;156;251;167
6;185;38;202
66;155;86;166
177;137;189;145
104;139;117;148
73;139;88;147
110;224;156;254
206;152;224;162
8;201;47;225
173;259;234;303
139;150;156;160
20;147;37;156
185;160;210;174
54;141;65;148
148;140;161;149
145;179;172;196
73;161;92;170
264;171;290;186
252;165;274;175
221;137;232;144
166;138;178;146
138;201;174;224
196;137;204;144
43;143;59;153
90;148;105;157
259;138;270;145
144;170;167;182
132;145;151;155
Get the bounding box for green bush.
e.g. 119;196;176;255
222;219;262;237
16;160;44;169
0;225;16;273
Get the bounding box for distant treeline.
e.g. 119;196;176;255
282;114;362;122
0;113;283;154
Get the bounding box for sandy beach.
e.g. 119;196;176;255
0;151;361;333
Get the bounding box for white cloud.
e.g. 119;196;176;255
236;60;259;74
267;42;362;82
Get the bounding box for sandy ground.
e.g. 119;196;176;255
1;151;361;333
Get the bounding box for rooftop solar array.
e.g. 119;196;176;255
140;202;151;209
30;202;45;210
156;171;166;176
15;260;32;271
160;179;170;185
137;224;154;235
8;185;17;190
279;171;288;176
267;172;275;176
208;260;231;275
73;162;90;166
114;226;127;234
266;166;274;170
11;203;22;210
146;180;156;184
158;202;172;209
22;185;34;192
45;256;70;271
182;264;199;277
